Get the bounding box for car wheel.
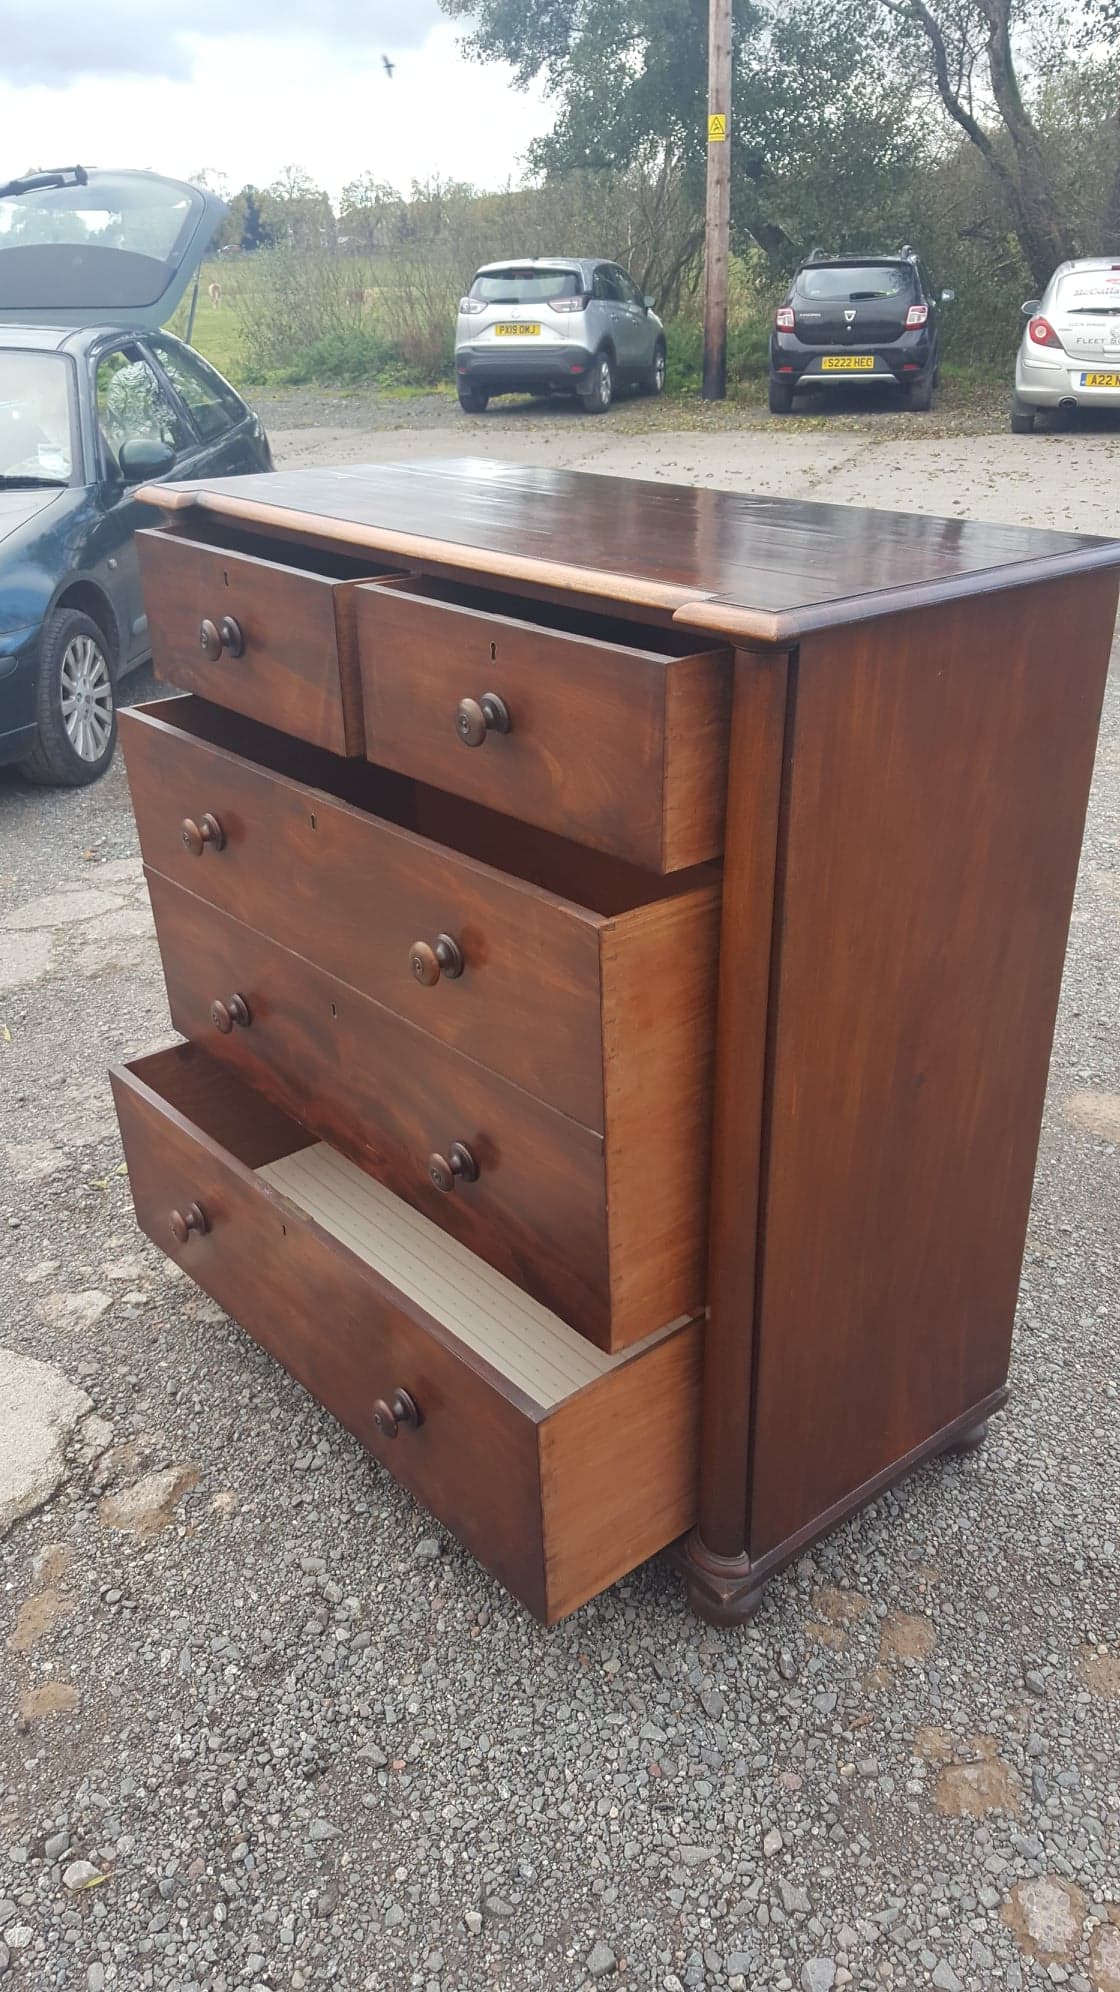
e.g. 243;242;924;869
19;608;117;788
907;374;935;411
458;387;489;413
580;351;614;413
768;380;793;415
1010;395;1036;435
642;343;666;396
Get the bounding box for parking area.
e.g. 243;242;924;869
1;411;1118;1992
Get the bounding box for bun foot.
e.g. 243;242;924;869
947;1417;989;1455
667;1530;765;1626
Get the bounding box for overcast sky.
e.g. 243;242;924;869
0;2;552;203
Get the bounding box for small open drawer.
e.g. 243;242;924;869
137;520;407;755
355;575;731;870
110;1045;701;1623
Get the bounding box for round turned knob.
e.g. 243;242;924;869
169;1202;208;1245
180;812;225;856
409;933;464;985
427;1141;479;1193
218;615;245;658
371;1389;421;1440
199;618;223;662
210;993;251;1034
456;691;511;747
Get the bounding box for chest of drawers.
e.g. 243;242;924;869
110;459;1120;1624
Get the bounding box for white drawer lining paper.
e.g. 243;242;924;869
257;1143;681;1408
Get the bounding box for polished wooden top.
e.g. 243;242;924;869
141;458;1120;646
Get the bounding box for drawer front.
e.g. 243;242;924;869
121;703;608;1128
138;529;376;755
146;873;615;1341
356;583;730;870
110;1046;701;1622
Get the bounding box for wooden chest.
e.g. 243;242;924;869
111;459;1120;1624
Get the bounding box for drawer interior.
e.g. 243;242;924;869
126;1045;678;1408
162;517;402;586
366;571;718;659
140;695;717;915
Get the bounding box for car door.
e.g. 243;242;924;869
88;342;196;667
591;264;626;363
613;268;651;373
145;336;268;477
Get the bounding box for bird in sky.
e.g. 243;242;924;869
382;56;395;78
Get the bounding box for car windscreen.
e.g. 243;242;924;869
0;173;199;308
469;269;583;304
0;351;74;482
1055;270;1120;314
794;265;910;300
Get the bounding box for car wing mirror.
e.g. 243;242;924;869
643;295;655;311
939;288;955;303
116;436;177;483
1021;298;1041;317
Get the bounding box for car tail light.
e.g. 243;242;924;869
459;296;487;315
550;293;588;313
905;303;929;328
1028;316;1062;348
775;306;796;331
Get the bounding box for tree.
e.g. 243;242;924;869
440;0;934;271
876;0;1078;285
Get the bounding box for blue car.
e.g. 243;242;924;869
0;166;272;785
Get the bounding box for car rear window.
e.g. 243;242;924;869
794;264;910;300
469;269;582;304
1055;270;1120;312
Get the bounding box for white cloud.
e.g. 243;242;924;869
0;22;552;202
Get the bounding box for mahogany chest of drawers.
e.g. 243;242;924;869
110;459;1120;1624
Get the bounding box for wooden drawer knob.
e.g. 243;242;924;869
409;934;464;985
180;812;225;856
456;692;511;747
198;616;245;662
371;1388;421;1440
427;1142;478;1193
169;1202;208;1245
210;993;251;1034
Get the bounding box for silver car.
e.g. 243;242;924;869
454;258;666;414
1013;258;1120;431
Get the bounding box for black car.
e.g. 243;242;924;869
768;248;950;415
0;167;273;786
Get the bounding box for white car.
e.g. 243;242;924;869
1012;258;1120;431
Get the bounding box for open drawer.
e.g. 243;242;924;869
110;1045;701;1623
120;697;721;1131
355;574;732;870
137;520;407;755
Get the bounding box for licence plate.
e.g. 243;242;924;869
1082;370;1120;387
821;355;875;371
494;323;540;336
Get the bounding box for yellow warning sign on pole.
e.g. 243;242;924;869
708;112;727;141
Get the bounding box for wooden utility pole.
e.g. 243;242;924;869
702;0;732;399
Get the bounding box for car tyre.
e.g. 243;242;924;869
19;608;117;788
768;380;793;415
1010;396;1036;434
458;387;489;413
907;373;935;412
642;342;667;396
580;351;614;413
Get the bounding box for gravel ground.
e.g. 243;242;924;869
0;407;1118;1992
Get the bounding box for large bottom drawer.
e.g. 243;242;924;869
110;1045;702;1623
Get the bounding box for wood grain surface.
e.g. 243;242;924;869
136;459;1120;645
356;576;730;869
111;1045;702;1621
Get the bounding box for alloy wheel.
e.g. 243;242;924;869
59;634;113;763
